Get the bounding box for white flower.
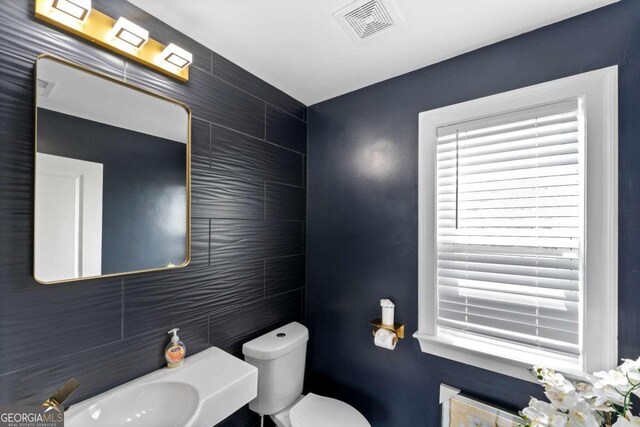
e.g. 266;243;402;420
532;367;555;383
590;397;617;413
546;372;577;394
533;368;583;411
613;416;640;427
522;398;554;427
522;398;568;427
545;386;581;411
534;368;576;394
619;358;640;374
574;382;594;399
550;415;569;427
619;359;640;392
524;360;640;427
593;370;631;390
566;401;599;427
592;370;630;407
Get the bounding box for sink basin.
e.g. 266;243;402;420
70;382;198;427
65;347;258;427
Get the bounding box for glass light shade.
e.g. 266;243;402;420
113;17;149;49
51;0;91;21
161;44;193;69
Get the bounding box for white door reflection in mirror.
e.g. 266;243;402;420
35;153;103;282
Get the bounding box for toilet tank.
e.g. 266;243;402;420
242;322;309;415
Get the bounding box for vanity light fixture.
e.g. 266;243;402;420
161;44;193;69
112;17;149;49
51;0;91;21
35;0;190;81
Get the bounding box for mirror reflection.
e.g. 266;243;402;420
34;55;190;284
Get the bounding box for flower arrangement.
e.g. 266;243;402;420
519;358;640;427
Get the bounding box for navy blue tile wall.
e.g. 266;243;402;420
211;125;304;185
265;105;307;154
265;183;306;221
307;1;640;426
208;290;304;356
0;3;306;426
265;256;306;298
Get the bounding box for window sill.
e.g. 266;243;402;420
413;331;586;382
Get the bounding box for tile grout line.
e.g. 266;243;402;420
264;180;306;189
266;100;307;124
266;286;305;300
208;122;213;169
263;253;306;261
193;115;306;156
0;315;210;378
304;102;309;325
264;103;268;140
121;279;125;340
207;121;212;269
205;287;304;327
305;112;309;188
193;166;305;190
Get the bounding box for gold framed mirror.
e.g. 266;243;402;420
34;54;191;284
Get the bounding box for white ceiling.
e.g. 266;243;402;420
128;0;618;105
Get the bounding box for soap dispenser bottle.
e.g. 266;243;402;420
165;328;186;368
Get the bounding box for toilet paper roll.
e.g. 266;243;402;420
374;328;397;350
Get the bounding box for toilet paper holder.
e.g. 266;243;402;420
370;318;405;344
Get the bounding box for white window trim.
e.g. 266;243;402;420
415;67;618;382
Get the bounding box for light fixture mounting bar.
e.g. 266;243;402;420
34;0;189;82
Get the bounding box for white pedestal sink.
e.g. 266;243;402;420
65;347;258;427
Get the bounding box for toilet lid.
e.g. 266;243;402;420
289;393;370;427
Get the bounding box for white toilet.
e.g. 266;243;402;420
242;322;370;427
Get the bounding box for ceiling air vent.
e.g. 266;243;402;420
333;0;402;42
36;79;56;98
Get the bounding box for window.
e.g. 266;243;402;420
416;67;618;380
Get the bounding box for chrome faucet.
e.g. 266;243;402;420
42;378;79;412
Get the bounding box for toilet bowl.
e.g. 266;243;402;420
242;322;370;427
271;393;369;427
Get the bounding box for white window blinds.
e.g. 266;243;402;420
435;99;584;359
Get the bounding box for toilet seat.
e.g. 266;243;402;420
289;393;370;427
